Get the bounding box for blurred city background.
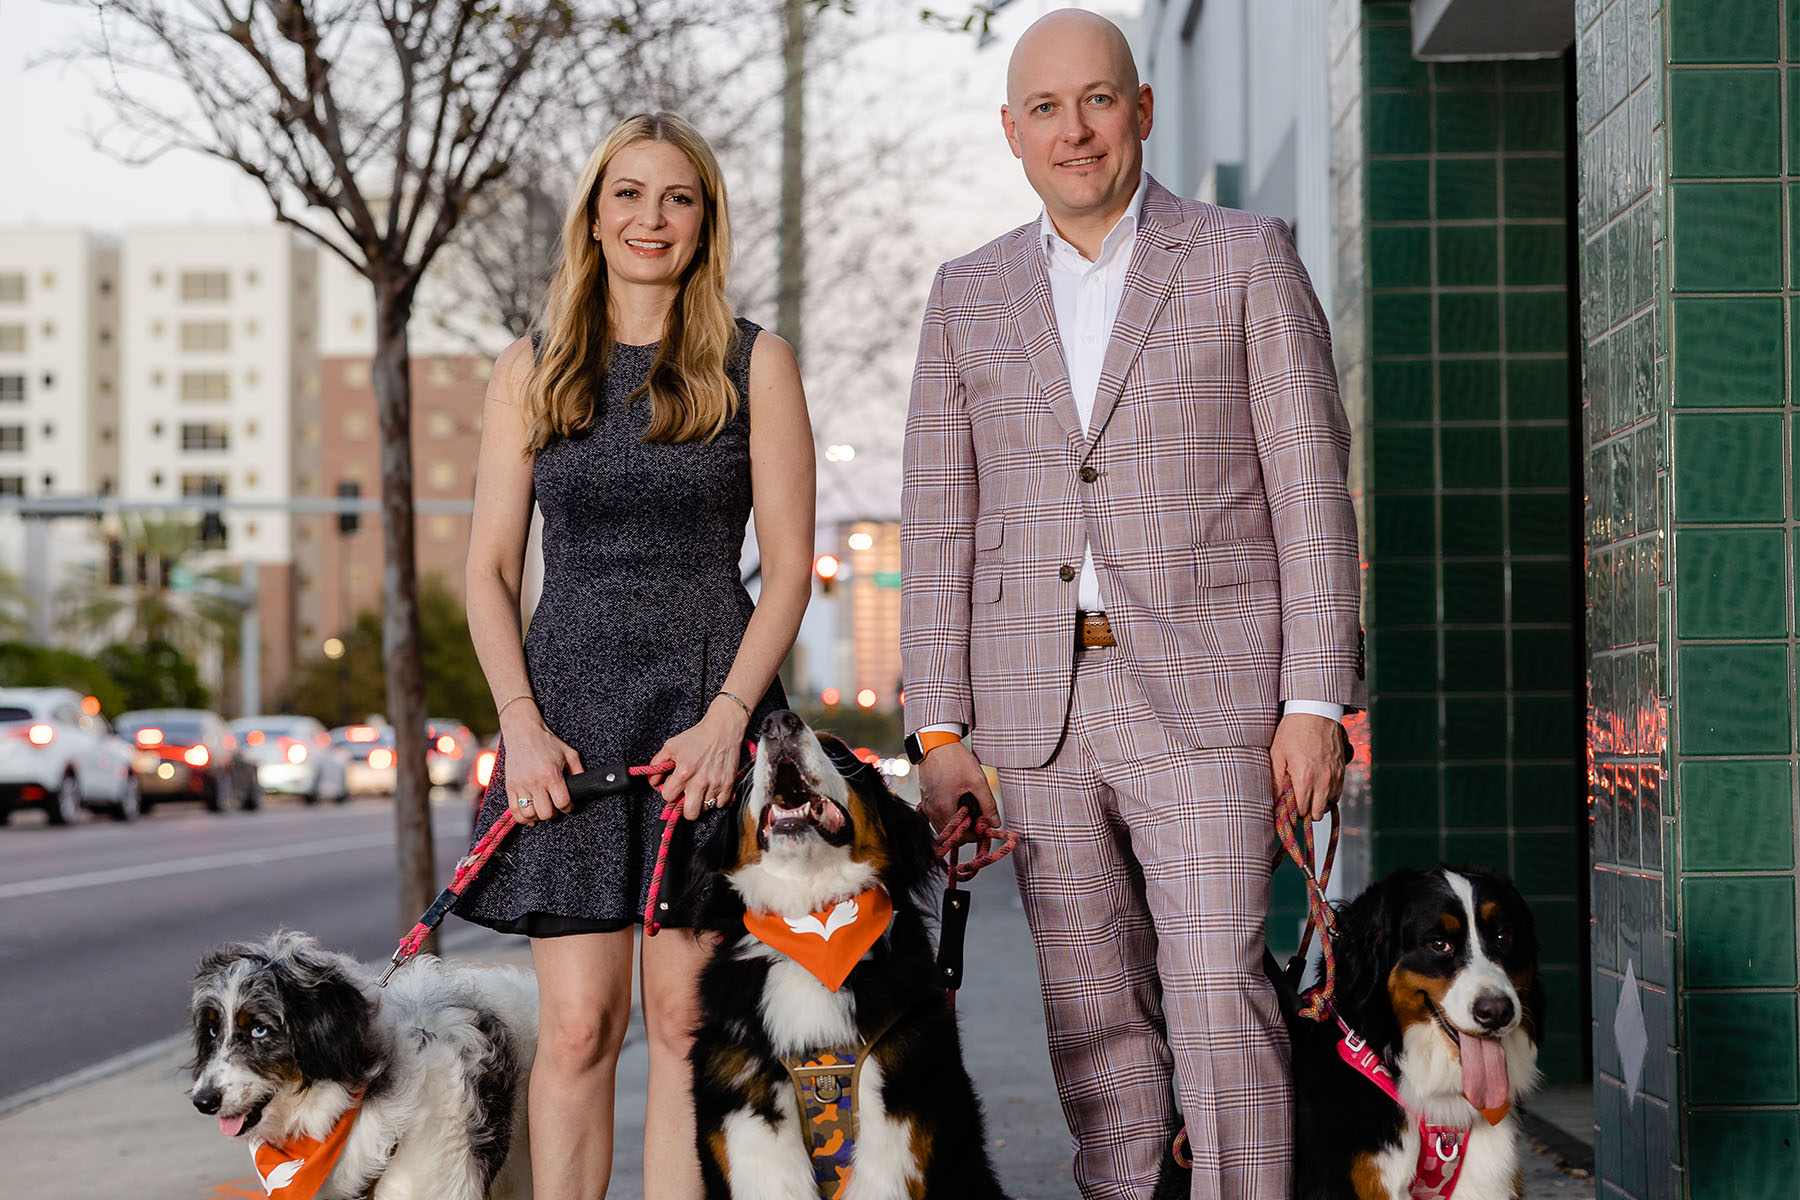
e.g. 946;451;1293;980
4;1;1792;1198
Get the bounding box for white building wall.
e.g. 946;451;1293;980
1136;0;1335;306
118;225;316;565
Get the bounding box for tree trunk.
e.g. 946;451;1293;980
372;280;435;952
777;0;807;362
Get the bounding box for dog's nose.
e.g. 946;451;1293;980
1472;993;1514;1032
760;710;805;739
193;1085;223;1115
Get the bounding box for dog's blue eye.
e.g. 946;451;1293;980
250;1024;271;1040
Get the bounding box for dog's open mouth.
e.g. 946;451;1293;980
760;756;849;844
217;1096;269;1138
1425;995;1509;1115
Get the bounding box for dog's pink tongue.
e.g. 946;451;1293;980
1461;1036;1509;1116
219;1112;247;1138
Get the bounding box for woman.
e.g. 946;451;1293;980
461;112;814;1200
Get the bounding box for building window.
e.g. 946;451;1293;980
180;371;230;401
182;473;229;548
99;277;114;296
0;274;23;303
0;476;22;496
245;420;259;437
39;271;54;290
41;473;52;490
40;321;54;339
0;376;22;404
245;471;259;488
100;424;114;443
98;327;113;345
180;321;230;351
150;270;164;288
343;361;371;388
151;320;164;337
428;461;455;490
99;378;113;395
245;368;259;387
0;426;24;452
40;373;52;389
344;412;371;439
40;422;52;439
430;360;456;387
429;515;456;541
245;319;259;336
180;271;230;301
429;410;456;437
151;472;164;487
0;325;25;353
181;422;230;451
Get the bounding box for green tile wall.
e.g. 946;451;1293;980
1331;0;1587;1088
1580;1;1800;1196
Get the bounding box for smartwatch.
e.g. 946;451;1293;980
903;729;962;764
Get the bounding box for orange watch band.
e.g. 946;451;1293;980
915;730;962;757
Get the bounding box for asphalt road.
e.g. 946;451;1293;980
0;791;479;1103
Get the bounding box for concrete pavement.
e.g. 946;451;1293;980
0;865;1593;1198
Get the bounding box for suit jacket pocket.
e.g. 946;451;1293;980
972;569;1002;603
1195;540;1282;588
974;515;1004;551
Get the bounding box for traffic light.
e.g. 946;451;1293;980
337;480;360;534
814;553;840;595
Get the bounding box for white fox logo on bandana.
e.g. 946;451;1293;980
258;1158;305;1194
785;897;859;941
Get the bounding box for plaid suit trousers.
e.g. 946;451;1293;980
996;645;1291;1200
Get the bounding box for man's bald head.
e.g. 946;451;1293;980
1006;9;1140;109
999;7;1152;246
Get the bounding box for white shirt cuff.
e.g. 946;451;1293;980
1281;700;1344;722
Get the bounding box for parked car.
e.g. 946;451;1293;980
230;715;350;805
114;709;260;813
0;687;140;824
329;723;397;795
426;719;477;788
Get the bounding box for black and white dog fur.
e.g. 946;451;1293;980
1291;867;1544;1200
690;709;1009;1199
188;931;536;1199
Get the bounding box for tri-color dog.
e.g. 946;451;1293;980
188;931;536;1199
1291;867;1544;1200
689;709;1010;1199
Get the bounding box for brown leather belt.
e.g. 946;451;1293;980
1078;610;1115;649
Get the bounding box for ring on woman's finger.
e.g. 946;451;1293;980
515;795;533;809
703;796;722;810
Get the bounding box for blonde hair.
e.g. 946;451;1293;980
525;112;739;449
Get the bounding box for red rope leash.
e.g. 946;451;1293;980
1274;787;1341;1021
380;758;672;984
930;804;1021;882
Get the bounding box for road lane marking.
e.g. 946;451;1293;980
0;826;467;900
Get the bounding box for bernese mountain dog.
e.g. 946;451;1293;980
1291;866;1544;1200
688;709;1010;1200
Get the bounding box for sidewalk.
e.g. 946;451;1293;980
0;868;1593;1198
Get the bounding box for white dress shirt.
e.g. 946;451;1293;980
917;176;1341;733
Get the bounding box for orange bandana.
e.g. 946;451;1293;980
248;1097;361;1198
743;888;893;992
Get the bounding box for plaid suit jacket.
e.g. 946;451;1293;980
900;177;1366;769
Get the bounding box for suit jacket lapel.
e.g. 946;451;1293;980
1086;180;1203;447
999;232;1085;445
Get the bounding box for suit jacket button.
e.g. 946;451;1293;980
1079;466;1098;483
1058;564;1075;582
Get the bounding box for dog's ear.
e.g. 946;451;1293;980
1332;868;1419;1050
272;939;380;1086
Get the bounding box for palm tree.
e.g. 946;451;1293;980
57;516;242;671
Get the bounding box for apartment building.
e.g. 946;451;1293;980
114;225;319;700
0;227;119;638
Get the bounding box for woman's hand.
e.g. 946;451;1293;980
500;701;584;825
649;695;750;820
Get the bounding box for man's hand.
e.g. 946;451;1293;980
918;740;1000;842
1270;713;1347;822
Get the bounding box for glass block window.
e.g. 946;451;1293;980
0;274;23;303
180;271;230;301
180;422;230;451
0;376;23;404
179;371;230;402
0;425;25;453
0;325;25;353
179;321;230;351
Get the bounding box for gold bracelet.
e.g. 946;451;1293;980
497;694;535;720
716;689;752;719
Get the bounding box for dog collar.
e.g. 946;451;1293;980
744;888;893;992
248;1094;362;1199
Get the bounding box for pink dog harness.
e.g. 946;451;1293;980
1334;1017;1471;1200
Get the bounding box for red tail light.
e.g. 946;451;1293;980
136;728;165;748
475;749;497;788
246;730;265;746
434;734;462;758
283;740;308;765
346;726;379;744
27;723;54;746
184;745;210;768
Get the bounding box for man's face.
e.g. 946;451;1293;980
1002;29;1151;227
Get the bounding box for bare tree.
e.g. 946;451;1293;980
71;0;709;945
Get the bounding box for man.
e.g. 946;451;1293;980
899;10;1365;1200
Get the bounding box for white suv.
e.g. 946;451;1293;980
0;687;141;824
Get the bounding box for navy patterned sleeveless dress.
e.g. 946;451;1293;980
458;316;787;935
